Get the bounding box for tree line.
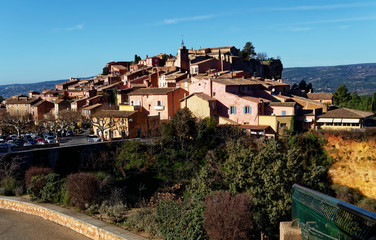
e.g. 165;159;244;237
333;84;376;112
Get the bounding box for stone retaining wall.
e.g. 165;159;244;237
0;197;146;240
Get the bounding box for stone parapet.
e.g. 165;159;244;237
0;196;147;240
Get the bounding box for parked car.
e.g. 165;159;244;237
6;140;18;148
46;136;56;144
87;135;102;142
66;130;74;136
15;139;25;147
26;138;36;145
36;138;46;145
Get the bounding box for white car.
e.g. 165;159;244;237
87;135;102;142
46;136;56;144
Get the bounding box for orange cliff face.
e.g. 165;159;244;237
324;134;376;199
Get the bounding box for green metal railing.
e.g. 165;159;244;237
292;184;376;240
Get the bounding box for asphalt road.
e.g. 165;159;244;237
0;209;90;240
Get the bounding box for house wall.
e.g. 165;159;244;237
259;115;293;134
129;94;169;120
190;80;260;125
33;102;54;121
180;95;215;119
264;105;295;116
129;89;187;120
6;104;30;116
94;112;159;140
318;121;362;130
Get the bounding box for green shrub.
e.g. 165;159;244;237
24;167;52;188
332;184;363;204
0;176;22;196
156;198;207;240
124;208;161;239
27;173;64;203
357;198;376;213
99;201;127;222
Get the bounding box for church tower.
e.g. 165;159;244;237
174;44;189;73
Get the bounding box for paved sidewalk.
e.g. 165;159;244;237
0;196;148;240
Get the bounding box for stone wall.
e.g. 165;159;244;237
0;197;146;240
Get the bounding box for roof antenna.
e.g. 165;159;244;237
181;34;184;46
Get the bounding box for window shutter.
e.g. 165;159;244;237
243;107;246;114
234;107;236;114
249;107;252;114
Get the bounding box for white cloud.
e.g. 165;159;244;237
65;24;84;31
160;15;213;25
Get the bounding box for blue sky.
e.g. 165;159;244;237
0;0;375;84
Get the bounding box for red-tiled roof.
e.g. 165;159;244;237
318;108;374;119
180;92;217;102
307;92;333;100
128;87;180;95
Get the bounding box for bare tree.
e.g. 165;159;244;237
89;111;120;140
0;113;34;136
257;52;268;61
39;113;59;133
56;110;82;130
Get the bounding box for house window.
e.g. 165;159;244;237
131;101;134;106
137;100;141;106
156;100;162;106
241;86;245;91
282;110;286;116
213;92;216;96
243;106;251;114
229;106;236;114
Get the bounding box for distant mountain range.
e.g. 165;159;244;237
283;63;376;95
0;79;68;98
0;64;375;98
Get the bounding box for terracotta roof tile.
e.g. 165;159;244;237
128;87;180;95
307;92;333;100
268;102;296;107
318;108;374;119
180;92;217;102
95;110;136;118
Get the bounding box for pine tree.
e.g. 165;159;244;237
372;92;376;112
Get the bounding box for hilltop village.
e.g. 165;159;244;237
2;45;374;139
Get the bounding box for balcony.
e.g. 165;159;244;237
154;105;165;111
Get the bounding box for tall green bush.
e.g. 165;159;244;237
156;198;207;240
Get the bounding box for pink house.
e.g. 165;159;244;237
139;56;161;67
189;78;266;125
190;58;230;75
188;77;296;127
128;88;188;121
